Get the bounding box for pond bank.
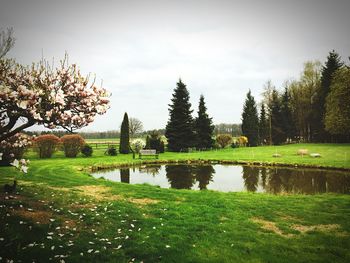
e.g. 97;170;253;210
90;158;350;172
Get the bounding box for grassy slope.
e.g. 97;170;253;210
0;143;350;262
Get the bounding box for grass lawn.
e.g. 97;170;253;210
0;143;350;262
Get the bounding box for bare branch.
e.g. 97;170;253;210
129;117;143;138
0;28;16;59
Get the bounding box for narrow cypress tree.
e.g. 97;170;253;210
259;103;268;144
241;90;259;146
165;79;195;152
270;90;285;145
280;87;295;141
314;50;343;142
195;95;214;149
119;112;130;154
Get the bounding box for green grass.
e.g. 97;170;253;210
0;143;350;262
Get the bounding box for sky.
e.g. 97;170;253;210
1;0;349;131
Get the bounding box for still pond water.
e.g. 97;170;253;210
91;164;350;194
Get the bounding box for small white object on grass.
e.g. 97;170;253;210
310;153;321;158
272;153;281;157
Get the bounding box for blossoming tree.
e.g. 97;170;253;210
0;29;110;165
0;58;110;142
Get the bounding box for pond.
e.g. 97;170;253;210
91;164;350;194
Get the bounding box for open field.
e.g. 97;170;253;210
0;143;350;262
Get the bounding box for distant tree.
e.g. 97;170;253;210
280;87;295;141
214;123;241;136
78;130;120;139
119;112;130;154
165;79;195;152
241;90;259;146
289;61;321;141
195;95;214;149
129;117;143;138
313;50;343;142
270;90;285;144
325;66;350;137
261;80;276;145
258;103;268;144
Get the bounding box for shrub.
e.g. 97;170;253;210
231;142;239;148
237;136;248;147
130;139;145;154
146;130;164;153
34;134;60;158
212;141;220;149
159;141;165;153
81;144;93;157
216;134;232;148
106;146;117;156
61;134;85;157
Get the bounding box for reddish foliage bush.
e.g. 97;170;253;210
61;134;85;158
34;134;60;158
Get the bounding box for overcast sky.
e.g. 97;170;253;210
1;0;349;131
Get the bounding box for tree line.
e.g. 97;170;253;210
241;50;350;146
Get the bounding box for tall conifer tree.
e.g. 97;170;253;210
280;87;295;141
195;95;214;149
314;50;343;142
259;103;268;144
165;79;195;152
241;90;259;146
119;112;130;154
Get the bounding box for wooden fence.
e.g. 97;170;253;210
87;141;119;149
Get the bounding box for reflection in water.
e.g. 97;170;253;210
242;166;259;192
261;167;350;194
120;168;130;183
195;165;215;190
92;164;350;194
166;165;195;189
165;165;215;190
139;165;161;176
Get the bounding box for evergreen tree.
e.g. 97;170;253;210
270;90;285;145
241;90;259;146
119;112;130;154
259;103;268;144
314;50;343;142
195;95;215;149
325;66;350;139
280;87;295;141
165;79;195;152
